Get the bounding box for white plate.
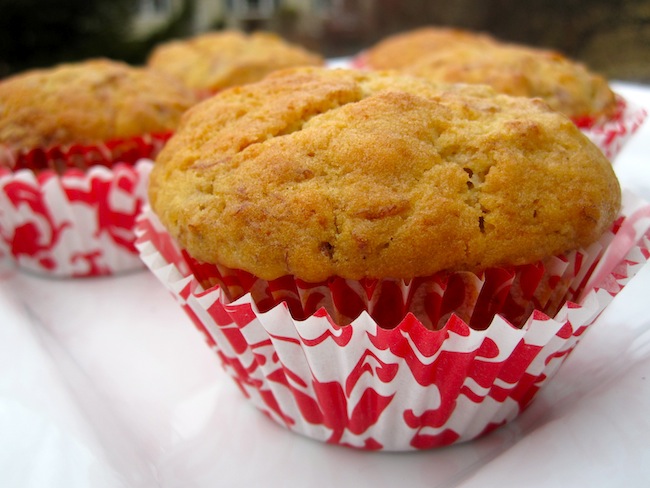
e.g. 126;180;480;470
1;82;649;488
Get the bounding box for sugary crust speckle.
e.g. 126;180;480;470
0;58;198;151
149;67;621;282
147;30;324;92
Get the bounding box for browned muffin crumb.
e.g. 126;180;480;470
0;58;198;152
364;27;496;70
147;30;324;92
149;67;621;282
404;42;617;120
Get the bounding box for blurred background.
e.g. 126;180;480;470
1;0;649;82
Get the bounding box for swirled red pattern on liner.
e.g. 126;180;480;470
135;191;650;451
0;132;173;277
0;160;152;277
579;97;648;160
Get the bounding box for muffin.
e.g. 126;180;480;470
403;42;617;122
0;58;197;277
146;30;324;96
357;27;646;160
138;67;649;450
359;26;495;70
149;67;619;296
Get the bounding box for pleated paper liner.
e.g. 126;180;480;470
348;53;647;161
186;252;591;331
0;133;171;277
577;96;648;160
136;191;650;450
0;132;171;173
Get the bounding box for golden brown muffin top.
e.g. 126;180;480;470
146;30;324;92
0;58;197;151
149;67;620;282
364;27;496;70
404;42;617;120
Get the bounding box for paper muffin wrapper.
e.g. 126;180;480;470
577;96;647;161
135;191;650;451
0;160;153;277
0;132;171;173
348;53;647;161
184;250;595;331
0;133;173;277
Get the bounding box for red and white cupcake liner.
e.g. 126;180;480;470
576;96;647;161
136;191;650;451
346;54;647;161
0;134;170;277
0;132;171;173
348;54;370;70
183;250;594;331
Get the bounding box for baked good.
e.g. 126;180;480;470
0;58;196;277
150;67;619;284
146;30;324;94
404;42;617;120
362;26;496;70
140;67;647;451
358;27;633;158
0;58;197;169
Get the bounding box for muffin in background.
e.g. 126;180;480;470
135;67;649;451
146;30;324;96
0;58;197;172
359;26;496;70
0;58;197;277
356;26;646;160
357;26;615;122
403;42;617;123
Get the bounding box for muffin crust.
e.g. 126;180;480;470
147;30;324;92
364;27;496;70
0;58;197;151
149;67;621;282
405;42;617;119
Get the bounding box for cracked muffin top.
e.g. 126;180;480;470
149;67;620;282
404;42;617;120
0;58;197;153
363;27;496;70
146;30;324;93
